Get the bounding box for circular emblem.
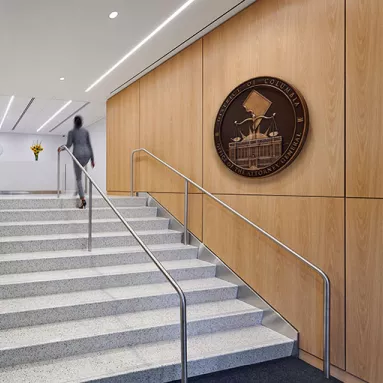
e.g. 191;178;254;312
214;76;309;178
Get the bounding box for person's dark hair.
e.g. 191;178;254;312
74;115;83;129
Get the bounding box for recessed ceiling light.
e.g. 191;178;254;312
109;11;118;19
37;100;72;132
0;95;15;130
60;77;65;81
86;0;196;92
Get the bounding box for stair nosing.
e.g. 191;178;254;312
0;206;154;213
0;217;169;227
0;229;181;243
0;244;197;262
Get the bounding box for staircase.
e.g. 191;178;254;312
0;195;295;382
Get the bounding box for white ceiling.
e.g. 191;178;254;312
0;0;255;135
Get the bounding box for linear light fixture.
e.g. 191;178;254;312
49;102;90;133
37;100;72;132
12;97;35;131
0;95;15;130
85;0;197;92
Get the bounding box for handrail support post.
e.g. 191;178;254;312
323;278;330;379
184;180;189;245
57;150;61;198
85;165;88;194
131;151;135;197
180;293;188;382
88;182;92;252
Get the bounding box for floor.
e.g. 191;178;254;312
173;358;341;383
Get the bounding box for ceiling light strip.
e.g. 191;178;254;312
110;0;246;95
85;0;197;92
12;97;35;131
49;102;90;132
0;95;15;130
37;100;72;132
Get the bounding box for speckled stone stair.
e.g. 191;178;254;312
0;278;238;329
0;195;295;382
0;206;157;222
0;259;216;299
0;217;170;237
0;230;182;254
0;244;198;274
0;327;294;383
0;196;147;210
0;300;264;367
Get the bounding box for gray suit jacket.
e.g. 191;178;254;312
66;127;94;163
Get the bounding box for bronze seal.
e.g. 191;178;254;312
214;76;309;178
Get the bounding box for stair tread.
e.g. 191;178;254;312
0;205;148;212
0;217;168;227
0;205;150;212
0;278;236;315
0;229;180;243
0;195;142;201
0;259;213;285
0;300;261;349
0;327;294;383
0;244;197;262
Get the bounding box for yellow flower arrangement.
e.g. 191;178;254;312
30;141;44;161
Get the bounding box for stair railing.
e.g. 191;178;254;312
57;146;188;383
131;148;331;379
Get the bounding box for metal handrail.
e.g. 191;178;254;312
57;146;188;383
131;148;331;379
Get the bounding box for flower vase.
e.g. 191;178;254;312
34;154;38;161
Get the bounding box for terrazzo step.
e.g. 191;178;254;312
0;230;182;254
0;326;295;383
0;244;198;274
0;206;157;222
0;300;263;367
0;259;216;299
0;278;238;329
0;196;146;210
0;217;170;237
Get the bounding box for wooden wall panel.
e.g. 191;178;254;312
151;193;202;240
106;82;140;192
346;0;383;198
346;199;383;383
203;194;344;368
202;0;344;197
138;41;202;193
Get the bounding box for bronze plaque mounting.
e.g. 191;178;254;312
214;76;309;178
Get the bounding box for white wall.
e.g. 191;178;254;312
0;121;106;192
88;122;106;192
0;133;65;163
0;133;66;191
